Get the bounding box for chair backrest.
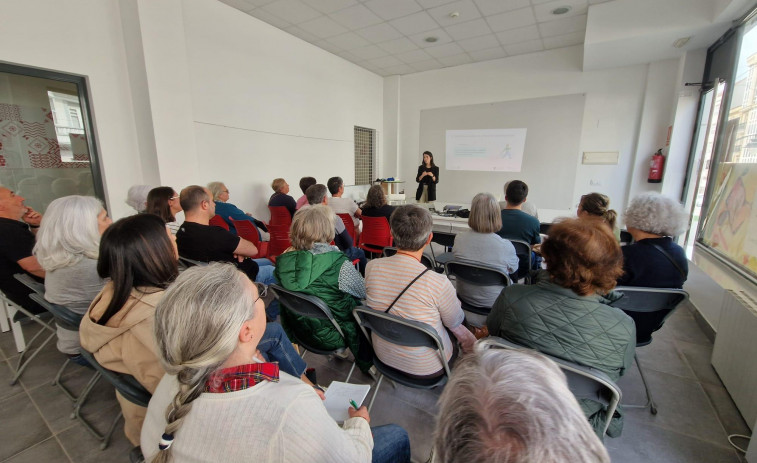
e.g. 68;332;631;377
29;293;81;331
509;239;532;280
479;337;622;437
382;247;434;270
539;222;552;235
358;216;392;253
445;260;511;287
232;219;260;245
209;214;229;230
79;350;151;408
353;306;450;377
269;206;292;228
178;256;208;268
270;284;345;338
336;213;357;243
619;230;633;245
609;287;689;345
14;273;45;296
267;224;291;259
431;231;456;249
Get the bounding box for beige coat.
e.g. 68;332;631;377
79;283;165;445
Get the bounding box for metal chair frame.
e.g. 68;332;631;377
353;306;452;411
178;256;208;269
444;260;511;316
429;231;455;270
609;286;689;415
479;336;622;437
509;239;533;283
270;285;356;382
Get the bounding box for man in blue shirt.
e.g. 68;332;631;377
496;180;541;277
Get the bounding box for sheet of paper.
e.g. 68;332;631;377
323;381;371;423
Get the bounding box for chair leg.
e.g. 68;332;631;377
10;330;55;385
0;299;10;333
368;374;384;412
345;362;356;383
5;302;26;352
624;353;657;414
72;372;121;449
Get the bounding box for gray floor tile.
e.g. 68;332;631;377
622;369;731;448
3;437;70;463
0;358;25;402
677;339;723;386
57;417;132;463
701;382;751;438
636;335;696;379
607;415;741;463
663;303;712;346
369;389;435;463
0;393;52;460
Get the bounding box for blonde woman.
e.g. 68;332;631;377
577;192;619;240
141;263;410;462
268;177;296;217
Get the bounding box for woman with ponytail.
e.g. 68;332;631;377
577;192;619;240
141;263;411;463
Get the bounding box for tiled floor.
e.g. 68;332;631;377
0;301;750;462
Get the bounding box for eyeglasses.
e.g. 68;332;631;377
253;284;267;305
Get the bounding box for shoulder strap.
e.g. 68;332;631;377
650;243;686;279
384;268;431;313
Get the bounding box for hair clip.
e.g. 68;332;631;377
158;432;174;450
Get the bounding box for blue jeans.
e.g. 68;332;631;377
344;246;367;275
258;322;306;378
371;424;411;463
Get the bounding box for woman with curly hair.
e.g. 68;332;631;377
361;185;395;222
619;192;688;288
486;218;635;438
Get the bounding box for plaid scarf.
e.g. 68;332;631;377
204;363;280;393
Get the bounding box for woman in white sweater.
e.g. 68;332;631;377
141;263;410;463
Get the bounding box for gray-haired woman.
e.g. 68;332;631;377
141;263;410;463
619;192;689;288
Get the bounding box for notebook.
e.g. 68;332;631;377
323;381;371;423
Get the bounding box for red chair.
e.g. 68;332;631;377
267;223;291;262
358;216;392;256
231;219;269;259
337;213;357;243
269;206;292;228
209;214;229;230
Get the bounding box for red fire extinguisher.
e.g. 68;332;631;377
648;149;665;183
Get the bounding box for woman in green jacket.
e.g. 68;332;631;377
274;205;373;373
487;218;635;438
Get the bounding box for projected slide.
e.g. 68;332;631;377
446;128;527;172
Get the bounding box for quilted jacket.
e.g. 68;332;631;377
486;271;636;437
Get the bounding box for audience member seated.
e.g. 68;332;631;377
81;216;314;446
207;181;268;240
361;185;395;222
146;186;182;235
618;192;688;288
175;185;276;287
0;186;46;314
434;343;610;463
577;192;619;241
306;184;366;273
33;196;109;365
496;179;541;275
365;205;475;378
268;177;297;217
125;184;152;214
499;180;538;219
452;193;518;309
274;205;373;374
327;176;362;229
296;176;317;211
141;263;410;463
486;218;635;437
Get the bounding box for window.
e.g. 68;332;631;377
354;126;375;185
695;13;757;281
0;63;104;213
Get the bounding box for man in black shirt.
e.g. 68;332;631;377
0;186;45;313
176;185;271;283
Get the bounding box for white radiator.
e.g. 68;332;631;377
712;290;757;429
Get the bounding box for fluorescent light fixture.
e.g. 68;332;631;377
552;6;572;15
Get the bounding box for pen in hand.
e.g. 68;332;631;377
350;399;359;410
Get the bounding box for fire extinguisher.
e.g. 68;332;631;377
648;149;665;183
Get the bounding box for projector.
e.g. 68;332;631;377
443;205;462;212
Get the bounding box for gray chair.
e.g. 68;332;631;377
430;231;455;269
382;247;435;270
28;293;104;441
444;260;511;322
609;286;689;415
270;284;356;382
353;306;452;411
509;239;532;283
79;349;152;450
479;336;622;437
8;274;56;385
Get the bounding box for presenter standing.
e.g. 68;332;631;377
415;151;439;203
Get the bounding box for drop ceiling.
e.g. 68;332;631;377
219;0;612;75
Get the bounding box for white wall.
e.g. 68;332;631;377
0;0;144;219
181;1;384;220
388;45;684;213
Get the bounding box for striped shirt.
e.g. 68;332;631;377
365;253;464;376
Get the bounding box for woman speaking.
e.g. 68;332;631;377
415;150;439;203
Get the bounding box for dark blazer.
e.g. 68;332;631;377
415;165;439;201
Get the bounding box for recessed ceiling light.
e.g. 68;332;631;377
449;11;459;18
673;36;691;48
425;36;438;43
551;6;571;15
